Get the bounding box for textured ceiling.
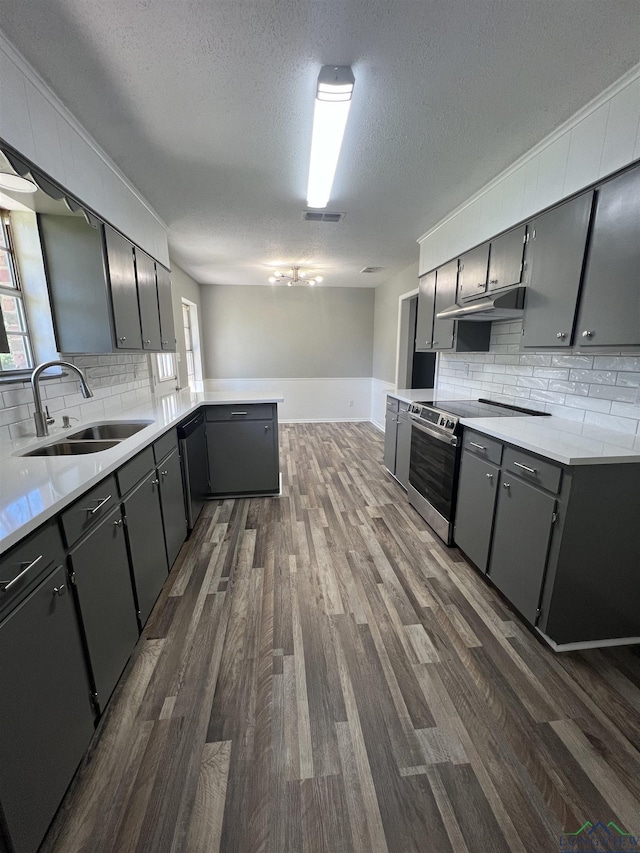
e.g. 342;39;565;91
0;1;639;287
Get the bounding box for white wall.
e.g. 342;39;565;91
418;66;640;275
0;32;169;265
169;264;202;389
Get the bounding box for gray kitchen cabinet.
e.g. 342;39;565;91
0;564;95;853
488;475;557;624
521;192;594;348
135;248;162;351
415;266;490;354
487;224;526;292
157;447;188;568
395;407;411;489
415;271;436;351
68;504;139;711
575;163;640;347
122;471;169;626
453;451;499;573
206;404;279;496
458;243;489;301
104;225;142;350
383;397;399;473
156;263;177;351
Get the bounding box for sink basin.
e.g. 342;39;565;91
23;440;121;456
65;420;152;441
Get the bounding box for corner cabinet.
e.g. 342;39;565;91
38;215;176;353
454;429;640;647
205;404;280;497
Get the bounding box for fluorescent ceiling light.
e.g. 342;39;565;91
306;66;354;210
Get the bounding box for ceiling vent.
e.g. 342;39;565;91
360;266;384;274
303;210;344;223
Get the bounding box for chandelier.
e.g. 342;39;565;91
268;265;323;287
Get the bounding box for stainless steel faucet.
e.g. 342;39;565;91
30;360;94;437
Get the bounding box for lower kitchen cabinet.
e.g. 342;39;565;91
383;396;399;472
205;404;279;496
68;504;139;711
157;446;188;567
488;475;556;624
453;451;499;572
0;564;95;853
122;471;169;626
383;396;411;489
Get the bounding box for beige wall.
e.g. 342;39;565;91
200;285;374;379
372;262;419;383
170;263;202;388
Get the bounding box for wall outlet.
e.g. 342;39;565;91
348;400;354;407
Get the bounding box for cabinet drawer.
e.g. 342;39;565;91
502;446;562;494
117;446;155;495
153;427;178;464
0;520;65;616
205;403;275;422
60;474;119;546
386;396;400;413
398;401;409;413
462;430;503;465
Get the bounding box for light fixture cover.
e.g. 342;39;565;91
0;173;37;193
306;65;355;210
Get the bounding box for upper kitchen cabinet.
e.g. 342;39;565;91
103;225;143;350
135;248;162;351
156;263;177;351
574;163;640;347
458;243;489;301
521;191;594;348
487;224;527;293
415;263;490;354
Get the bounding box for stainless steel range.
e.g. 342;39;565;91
407;398;550;545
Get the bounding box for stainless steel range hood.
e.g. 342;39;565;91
436;286;526;321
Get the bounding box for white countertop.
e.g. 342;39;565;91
0;389;283;555
388;388;476;404
461;415;640;466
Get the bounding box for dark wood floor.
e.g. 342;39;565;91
43;422;640;852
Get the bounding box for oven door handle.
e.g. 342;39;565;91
410;416;459;446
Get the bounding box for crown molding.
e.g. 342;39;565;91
0;30;168;231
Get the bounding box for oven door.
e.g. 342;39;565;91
408;416;460;539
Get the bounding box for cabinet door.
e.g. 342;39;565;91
576;164;640;346
158;448;188;568
136;250;162;351
384;409;398;473
0;565;95;853
123;473;169;626
69;506;139;710
156;264;176;351
207;420;279;495
395;412;411;489
453;452;499;573
488;476;556;624
432;260;457;350
522;192;594;348
458;243;489;301
415;272;436;351
104;225;142;349
487;225;526;292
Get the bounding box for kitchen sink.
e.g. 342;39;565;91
65;420;152;441
23;439;122;456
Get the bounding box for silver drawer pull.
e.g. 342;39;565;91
83;495;112;515
161;470;168;477
0;555;43;592
486;473;493;480
113;518;123;528
503;482;510;489
151;478;160;486
513;461;537;474
53;584;66;596
231;411;248;416
469;442;486;451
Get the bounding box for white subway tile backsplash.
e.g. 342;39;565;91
548;380;589;396
588;385;637;403
551;354;594;368
533;368;569;380
530;390;567;405
520;354;553;366
569;369;617;384
594;356;640;371
564;394;611;413
544;404;585;421
584;410;639;433
617;372;640;387
517;377;548;390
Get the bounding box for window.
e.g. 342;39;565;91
156;352;177;382
0;212;34;372
182;302;196;387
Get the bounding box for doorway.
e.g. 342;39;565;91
395;290;436;390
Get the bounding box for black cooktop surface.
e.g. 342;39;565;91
415;398;551;419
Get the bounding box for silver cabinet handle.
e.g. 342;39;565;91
83;495;112;515
151;478;160;485
119;336;126;342
486;473;493;480
425;341;432;346
582;330;594;338
264;425;270;431
0;555;43;592
231;411;248;416
113;518;123;527
489;278;498;285
469;442;486;451
503;482;510;489
53;584;66;596
513;461;537;474
556;332;566;339
161;470;168;477
144;339;151;345
477;282;485;288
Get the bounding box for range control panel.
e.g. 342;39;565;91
408;403;459;434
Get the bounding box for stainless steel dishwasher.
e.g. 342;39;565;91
177;411;209;531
